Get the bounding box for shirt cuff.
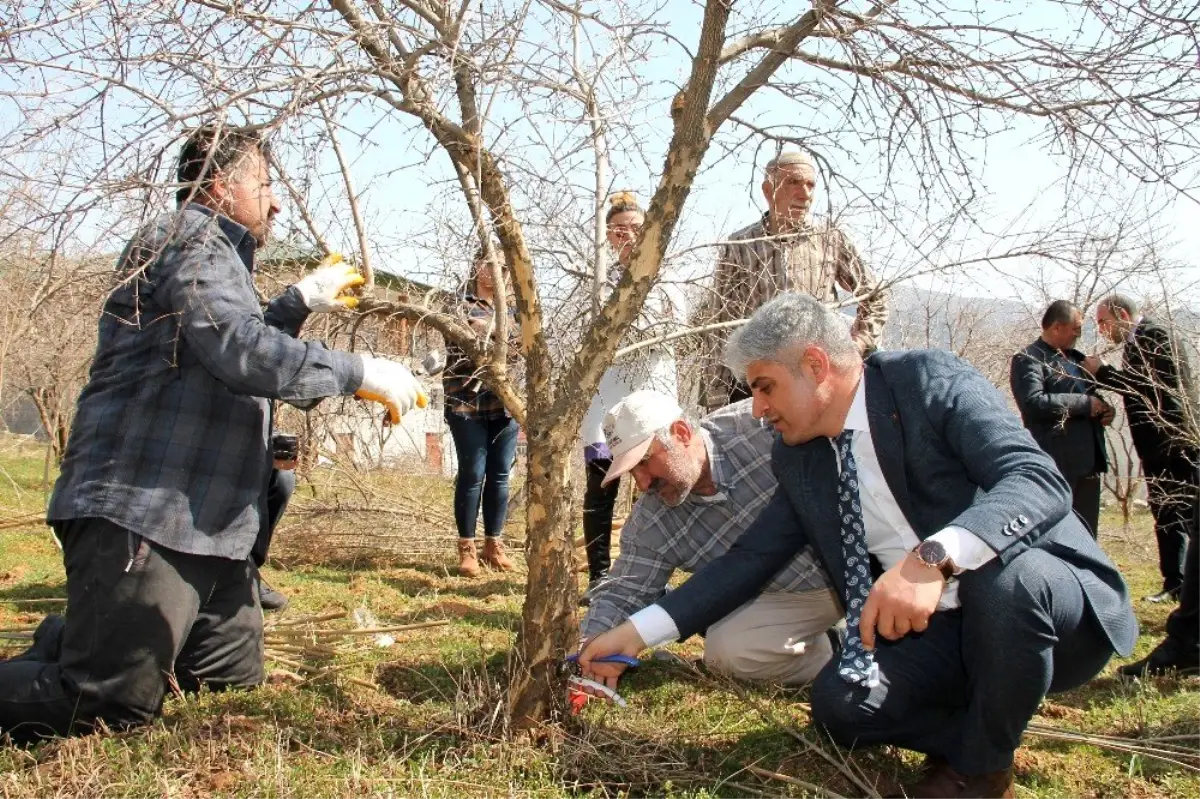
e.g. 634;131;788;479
627;604;680;648
928;526;998;574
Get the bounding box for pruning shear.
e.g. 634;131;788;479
563;653;640;712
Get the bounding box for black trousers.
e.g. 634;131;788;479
0;518;263;741
1164;462;1199;651
251;468;296;568
1144;450;1199;593
582;458;619;583
1069;473;1102;539
811;549;1115;775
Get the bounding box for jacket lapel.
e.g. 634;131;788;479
780;440;845;600
864;367;919;532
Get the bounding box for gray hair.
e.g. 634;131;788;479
765;150;814;178
1099;294;1139;318
724;293;859;377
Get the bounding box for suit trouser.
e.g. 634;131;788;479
703;589;843;685
251;468;296;568
1164;465;1199;651
811;549;1116;775
1069;473;1102;539
0;518;263;741
1144;451;1199;593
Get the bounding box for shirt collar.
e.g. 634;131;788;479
842;375;870;433
184;202;258;272
697;427;731;500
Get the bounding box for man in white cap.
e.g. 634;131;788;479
694;151;888;411
580;389;840;686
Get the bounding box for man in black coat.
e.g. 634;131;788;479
1011;300;1113;537
1085;294;1199;677
1086;295;1198;602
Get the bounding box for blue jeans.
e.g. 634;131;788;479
446;413;520;539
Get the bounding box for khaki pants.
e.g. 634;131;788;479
703;589;842;686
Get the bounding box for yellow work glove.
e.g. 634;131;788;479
295;253;366;312
355;355;430;425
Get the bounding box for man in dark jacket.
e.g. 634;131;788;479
1086;294;1198;677
1010;300;1113;537
582;294;1135;798
1086;295;1198;603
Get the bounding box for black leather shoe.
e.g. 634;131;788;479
258;577;289;612
1145;587;1182;604
1118;637;1200;679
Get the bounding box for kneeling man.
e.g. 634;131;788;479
582;390;839;686
581;294;1136;799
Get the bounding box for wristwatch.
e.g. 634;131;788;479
914;540;956;580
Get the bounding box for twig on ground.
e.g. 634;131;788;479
746;763;846;798
1025;723;1200;772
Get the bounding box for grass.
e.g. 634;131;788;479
0;432;1196;797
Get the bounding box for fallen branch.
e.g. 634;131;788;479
267;620;450;638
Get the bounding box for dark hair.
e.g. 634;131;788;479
605;191;644;224
1041;299;1079;329
1098;293;1139;319
176;124;270;206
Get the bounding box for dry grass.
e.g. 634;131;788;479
0;433;1196;797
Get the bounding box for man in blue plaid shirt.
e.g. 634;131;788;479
580;391;839;686
0;125;427;741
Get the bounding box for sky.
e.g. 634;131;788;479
2;0;1197;314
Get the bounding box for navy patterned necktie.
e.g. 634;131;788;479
835;430;880;688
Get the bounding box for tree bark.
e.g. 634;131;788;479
505;414;581;729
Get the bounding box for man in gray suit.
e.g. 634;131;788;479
580;294;1136;799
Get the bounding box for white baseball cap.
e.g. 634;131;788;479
601;390;684;486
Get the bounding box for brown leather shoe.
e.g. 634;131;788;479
888;753;969;796
481;537;514;571
457;539;480;578
955;763;1012;791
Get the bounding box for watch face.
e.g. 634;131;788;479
918;539;947;565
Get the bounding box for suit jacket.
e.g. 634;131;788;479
1010;338;1108;482
1095;316;1199;464
658;349;1136;657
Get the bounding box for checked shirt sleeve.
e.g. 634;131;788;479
153;226;363;402
580;501;679;641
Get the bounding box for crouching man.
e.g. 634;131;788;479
581;390;840;687
581;294;1135;799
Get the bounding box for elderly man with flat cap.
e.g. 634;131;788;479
694;151;888;411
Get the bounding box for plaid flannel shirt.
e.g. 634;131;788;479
580;400;831;639
694;214;887;409
442;293;517;420
48;204;363;559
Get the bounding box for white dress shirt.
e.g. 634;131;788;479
629;377;999;647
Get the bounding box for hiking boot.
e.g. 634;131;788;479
481;537;514;571
1118;636;1200;679
457;539;480;578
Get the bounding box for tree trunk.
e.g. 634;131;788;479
506;415;581;729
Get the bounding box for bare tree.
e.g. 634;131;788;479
1;0;1197;729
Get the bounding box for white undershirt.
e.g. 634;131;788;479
629;378;998;647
